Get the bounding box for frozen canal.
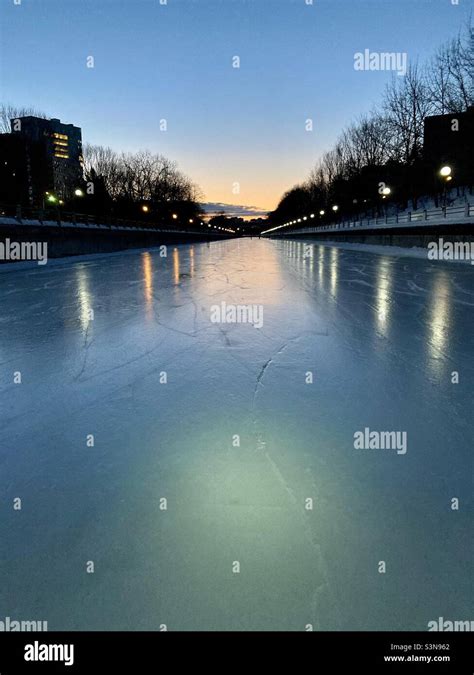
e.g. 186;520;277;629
0;238;472;631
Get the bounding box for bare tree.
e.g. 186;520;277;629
0;103;48;133
428;26;474;114
83;144;202;207
340;113;391;173
383;63;435;163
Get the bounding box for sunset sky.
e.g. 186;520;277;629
1;0;470;215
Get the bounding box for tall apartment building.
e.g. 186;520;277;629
423;106;474;184
1;116;84;205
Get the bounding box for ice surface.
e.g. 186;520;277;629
0;238;472;630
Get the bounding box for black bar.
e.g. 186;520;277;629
0;631;472;673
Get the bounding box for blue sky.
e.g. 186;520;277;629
1;0;471;212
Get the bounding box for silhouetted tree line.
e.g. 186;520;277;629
270;23;473;226
82;145;204;226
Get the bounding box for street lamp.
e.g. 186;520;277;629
172;213;178;220
74;189;84;197
141;205;149;213
382;187;391;197
319;210;325;216
332;205;339;212
439;166;453;208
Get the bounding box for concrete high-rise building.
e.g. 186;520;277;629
8;116;84;202
423;107;474;184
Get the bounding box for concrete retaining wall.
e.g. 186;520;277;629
267;223;473;248
0;223;230;263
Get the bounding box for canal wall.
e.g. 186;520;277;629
269;223;474;248
0;222;230;263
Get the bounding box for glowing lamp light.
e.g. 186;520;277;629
75;189;84;197
440;166;452;178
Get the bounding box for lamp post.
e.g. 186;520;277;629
72;189;85;221
381;187;391;217
44;193;60;223
439;166;452;208
43;191;57;209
